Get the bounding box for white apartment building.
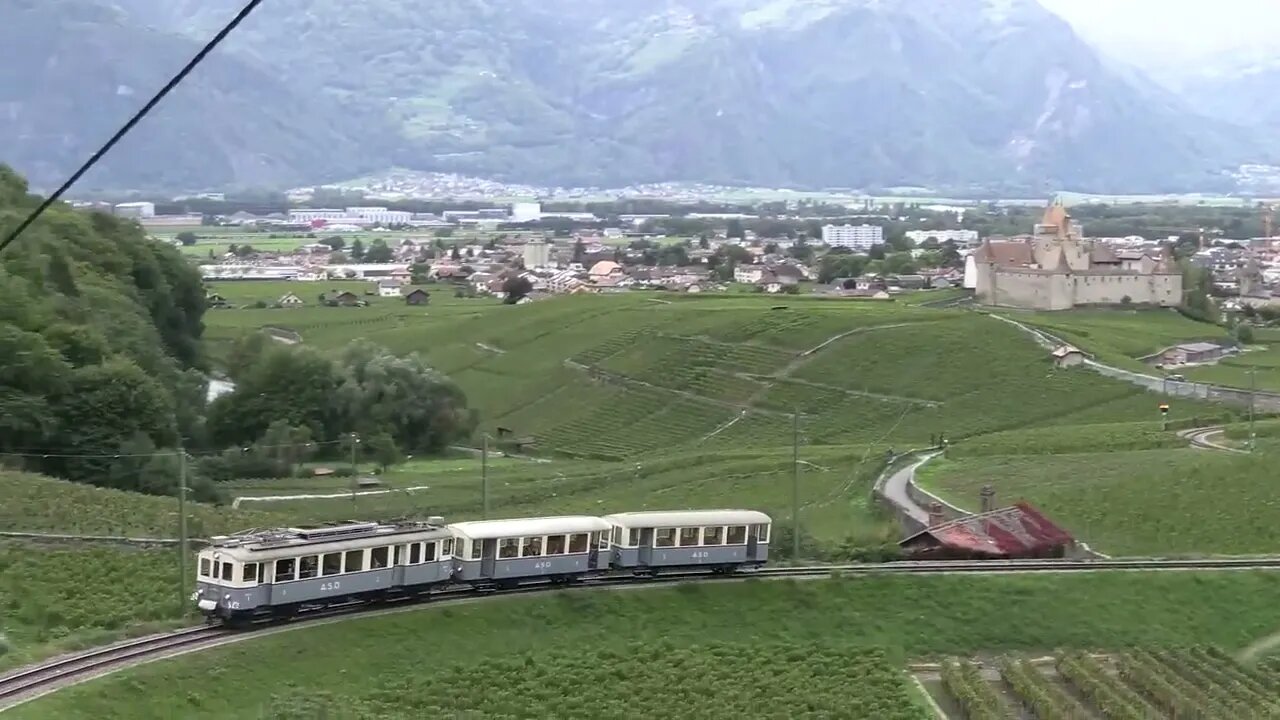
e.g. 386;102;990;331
821;224;884;251
114;202;156;218
733;265;766;284
904;229;979;248
511;202;542;223
345;207;412;225
288;207;413;225
522;240;552;269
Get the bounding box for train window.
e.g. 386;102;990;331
597;532;609;549
655;528;677;548
469;540;482;560
322;553;342;577
199;558;211;577
276;558;296;582
345;550;364;573
409;543;422;565
299;556;319;580
394;545;404;565
499;538;519;559
678;528;700;547
242;563;258;584
568;533;588;553
371;547;390;569
522;536;543;557
755;525;770;543
727;526;747;544
703;526;724;545
424;541;437;562
221;562;234;580
627;528;640;547
442;539;453;557
546;534;566;555
611;527;622;545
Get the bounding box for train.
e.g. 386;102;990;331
194;509;772;625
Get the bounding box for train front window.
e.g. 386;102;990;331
627;528;640;547
276;558;296;582
442;538;453;557
242;562;258;584
424;541;437;562
221;562;234;580
322;553;341;576
199;558;211;577
678;528;700;547
755;525;770;543
727;526;747;544
655;528;676;547
568;533;588;553
597;532;608;549
299;556;319;580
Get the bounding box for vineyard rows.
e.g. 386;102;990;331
929;648;1280;719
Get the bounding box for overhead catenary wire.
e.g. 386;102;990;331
0;0;267;256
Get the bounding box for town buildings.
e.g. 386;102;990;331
114;202;155;218
522;240;552;269
967;199;1182;311
905;229;979;248
821;224;884;251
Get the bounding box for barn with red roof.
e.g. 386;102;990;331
899;502;1075;560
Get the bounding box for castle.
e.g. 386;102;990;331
966;199;1182;311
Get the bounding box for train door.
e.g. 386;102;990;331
481;539;497;578
747;524;766;561
391;544;406;586
638;528;654;566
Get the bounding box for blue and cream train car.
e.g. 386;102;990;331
602;510;770;572
195;520;455;623
447;516;612;586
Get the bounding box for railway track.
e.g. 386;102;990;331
5;555;1280;711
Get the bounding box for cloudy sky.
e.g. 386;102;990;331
1040;0;1280;79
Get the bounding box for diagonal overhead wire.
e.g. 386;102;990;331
0;0;267;256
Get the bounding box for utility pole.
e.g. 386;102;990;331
349;433;360;510
1250;366;1257;452
177;449;188;614
481;433;489;519
792;409;800;561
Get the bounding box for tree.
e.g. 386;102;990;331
364;239;394;263
886;232;913;252
350;238;366;261
883;252;917;275
206;344;347;446
329;251;350;263
572;239;586;263
450;245;462;261
502;276;534;304
323;235;346;250
788;237;813;262
698;234;710;250
176;231;198;246
435;228;454;239
727;219;745;240
410;262;431;285
939;240;962;268
868;244;887;260
1236;323;1256;344
365;432;402;472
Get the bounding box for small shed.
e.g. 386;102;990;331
1162;342;1225;365
405;288;431;306
333;291;361;306
278;292;304;308
899;502;1074;560
1051;344;1085;368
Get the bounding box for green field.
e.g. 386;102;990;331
15;572;1280;719
1010;308;1229;371
1185;344;1280;392
917;445;1280;556
207;295;1218;458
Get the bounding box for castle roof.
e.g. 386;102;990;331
973;239;1034;268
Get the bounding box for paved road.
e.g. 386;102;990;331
879;451;941;526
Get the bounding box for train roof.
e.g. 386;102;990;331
601;510;772;528
447;516;611;540
205;520;451;560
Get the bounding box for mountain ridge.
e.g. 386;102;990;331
2;0;1272;193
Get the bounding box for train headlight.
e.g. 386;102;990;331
224;594;231;601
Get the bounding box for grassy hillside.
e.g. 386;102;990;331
207;295;1222;461
918;443;1280;556
16;572;1280;719
1009;308;1228;371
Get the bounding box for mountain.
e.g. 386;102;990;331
0;0;394;192
6;0;1271;193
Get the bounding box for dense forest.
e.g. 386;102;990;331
0;166;474;501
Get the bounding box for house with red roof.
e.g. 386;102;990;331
899;502;1074;560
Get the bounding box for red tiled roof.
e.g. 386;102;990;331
972;240;1035;268
903;502;1073;557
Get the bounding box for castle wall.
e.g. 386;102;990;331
987;270;1074;310
1071;273;1181;307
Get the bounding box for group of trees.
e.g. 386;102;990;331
0;166;475;502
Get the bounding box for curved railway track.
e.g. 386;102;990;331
5;556;1280;711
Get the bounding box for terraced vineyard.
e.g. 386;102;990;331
924;647;1280;719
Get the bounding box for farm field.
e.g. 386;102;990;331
1184;344;1280;392
203;293;1223;460
927;647;1280;719
916;445;1280;556
1010;308;1228;371
15;571;1280;719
